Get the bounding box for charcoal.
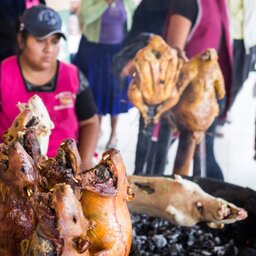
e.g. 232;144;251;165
152;234;167;248
130;214;256;255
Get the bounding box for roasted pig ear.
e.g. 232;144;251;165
80;148;133;256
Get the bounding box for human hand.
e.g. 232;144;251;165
120;60;136;78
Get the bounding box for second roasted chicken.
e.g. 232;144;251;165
171;48;226;175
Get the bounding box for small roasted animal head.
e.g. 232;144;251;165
80;148;133;200
2;109;39;145
53;184;91;255
22;184;91;255
0;142;40;197
168;175;247;227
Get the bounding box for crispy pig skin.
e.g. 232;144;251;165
80;148;133;256
128;175;247;228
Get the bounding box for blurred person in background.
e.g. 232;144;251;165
0;5;99;169
73;0;136;149
166;0;233;180
228;0;256;110
0;0;46;62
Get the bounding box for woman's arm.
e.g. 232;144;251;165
78;115;100;170
166;14;192;50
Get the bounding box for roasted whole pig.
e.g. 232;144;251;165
171;48;226;175
127;35;185;125
128;175;247;228
80;148;134;256
21;184;91;256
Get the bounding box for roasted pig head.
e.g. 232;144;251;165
0;141;40;196
80;148;134;256
128;35;184;125
128;175;247;228
22;184;91;256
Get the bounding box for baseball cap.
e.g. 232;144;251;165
19;5;66;40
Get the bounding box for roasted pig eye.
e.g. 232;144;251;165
196;201;204;214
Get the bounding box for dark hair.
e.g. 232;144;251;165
20;29;30;41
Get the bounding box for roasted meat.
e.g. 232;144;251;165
21;184;91;256
128;35;185;125
172;48;225;141
171;48;226;175
0;142;40;255
80;148;134;256
3;95;54;156
128;175;247;228
37;138;82;192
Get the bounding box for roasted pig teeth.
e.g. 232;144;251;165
26;188;33;197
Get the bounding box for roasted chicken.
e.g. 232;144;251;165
172;48;225;142
127;35;185;125
171;48;226;175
